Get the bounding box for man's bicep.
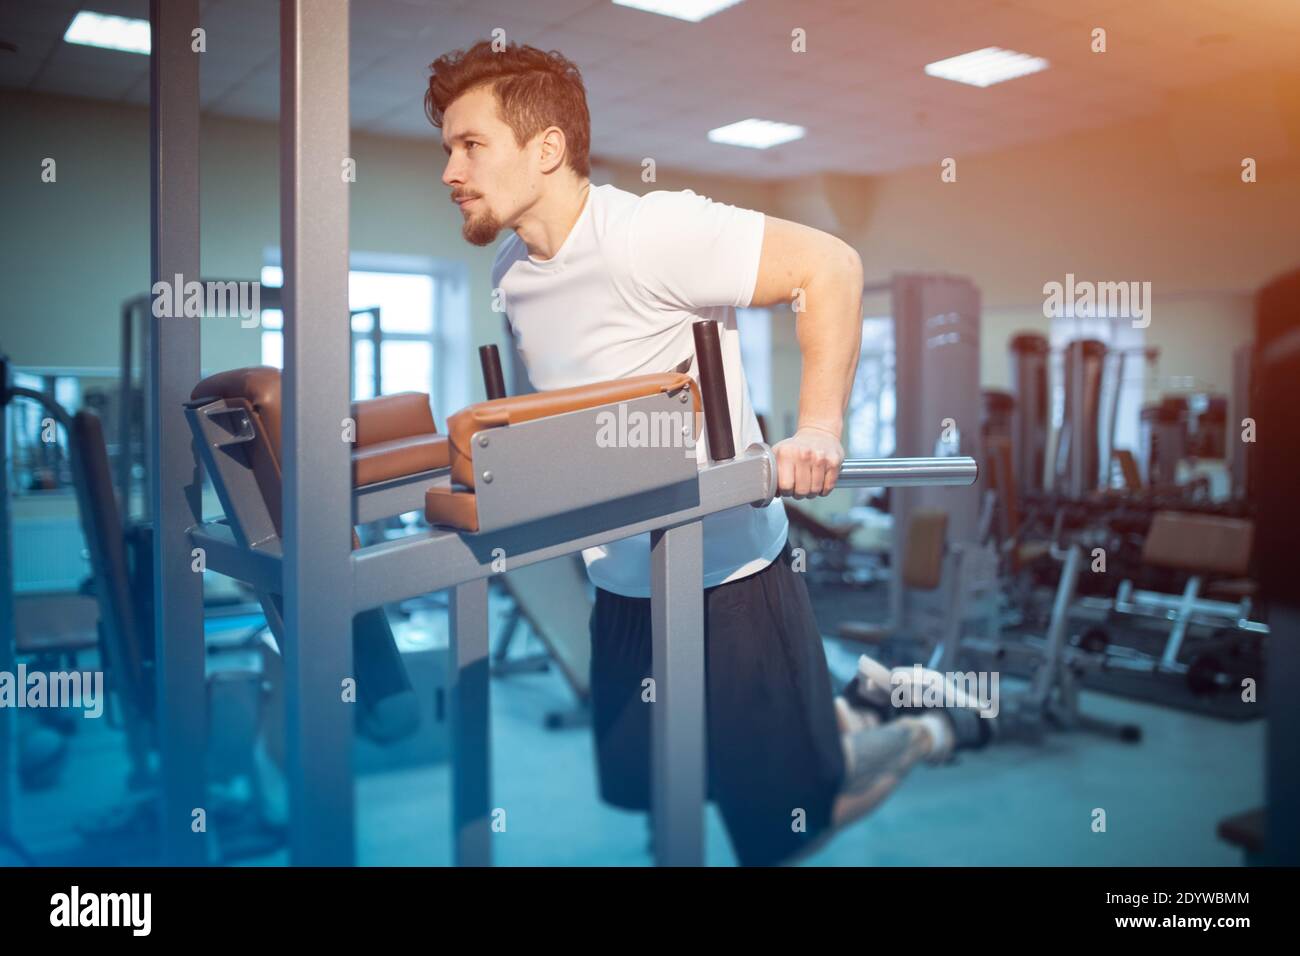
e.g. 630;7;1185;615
750;215;862;309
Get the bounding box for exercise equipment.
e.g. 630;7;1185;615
1008;333;1049;494
1077;511;1267;679
146;3;975;866
477;344;593;728
862;274;984;639
1218;269;1300;865
181;322;977;866
0;358;287;862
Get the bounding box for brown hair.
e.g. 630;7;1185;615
425;41;591;179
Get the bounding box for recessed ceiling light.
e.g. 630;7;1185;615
612;0;746;23
707;118;805;150
64;11;151;55
924;47;1048;87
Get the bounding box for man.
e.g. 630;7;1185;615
427;41;976;866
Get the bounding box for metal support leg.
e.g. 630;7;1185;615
930;546;969;673
149;0;206;866
1160;576;1202;670
280;0;355;866
449;579;491;866
1031;546;1081;707
650;521;705;866
0;382;15;848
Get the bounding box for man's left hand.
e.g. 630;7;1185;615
771;426;845;499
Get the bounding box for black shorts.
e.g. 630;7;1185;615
588;539;846;866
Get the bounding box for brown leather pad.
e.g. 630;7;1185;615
1142;511;1254;576
191;365;444;486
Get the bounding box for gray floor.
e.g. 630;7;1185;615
5;596;1263;867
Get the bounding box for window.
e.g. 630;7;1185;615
736;307;771;416
259;254;470;422
846;317;895;459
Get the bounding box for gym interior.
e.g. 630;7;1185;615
1;0;1298;869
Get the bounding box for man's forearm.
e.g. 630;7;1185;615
794;265;863;440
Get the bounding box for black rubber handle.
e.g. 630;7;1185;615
479;344;507;400
692;320;735;462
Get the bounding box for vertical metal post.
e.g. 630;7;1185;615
0;362;16;847
370;309;383;396
1069;342;1085;498
118;300;134;514
449;579;492;865
1159;576;1202;671
1266;603;1300;865
649;521;705;866
1031;545;1081;707
888;276;914;631
149;0;206;866
280;0;355;865
1104;350;1126;488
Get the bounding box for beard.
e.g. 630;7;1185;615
462;205;503;247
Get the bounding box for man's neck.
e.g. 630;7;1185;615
515;178;591;261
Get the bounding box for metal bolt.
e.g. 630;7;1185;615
477;434;489;447
679;391;689;403
482;470;493;484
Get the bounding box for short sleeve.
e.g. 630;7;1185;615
628;189;766;311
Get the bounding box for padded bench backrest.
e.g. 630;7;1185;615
902;510;948;591
190;366;444;497
70;409;151;715
1142;510;1254;577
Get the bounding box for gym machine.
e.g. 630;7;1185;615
181;321;978;866
148;1;976;866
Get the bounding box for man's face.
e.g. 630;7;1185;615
441;86;537;247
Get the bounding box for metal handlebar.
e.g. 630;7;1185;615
837;456;979;488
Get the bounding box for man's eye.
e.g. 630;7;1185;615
466;142;479;152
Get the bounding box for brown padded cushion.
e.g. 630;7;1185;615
441;372;699;490
354;434;450;486
190;366;444;487
351;392;449;485
424;488;482;533
902;510;948;591
1142;511;1254;577
192;366;285;461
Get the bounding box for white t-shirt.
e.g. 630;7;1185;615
492;183;789;598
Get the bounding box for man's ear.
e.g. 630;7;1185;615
538;126;567;173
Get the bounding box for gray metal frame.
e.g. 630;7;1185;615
149;0;206;866
0;366;16;855
185;381;973;865
278;0;356;866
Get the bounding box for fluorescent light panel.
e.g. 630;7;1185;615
924;46;1048;87
612;0;746;23
63;10;151;54
707;118;805;150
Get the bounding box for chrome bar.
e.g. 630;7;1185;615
837;456;978;488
